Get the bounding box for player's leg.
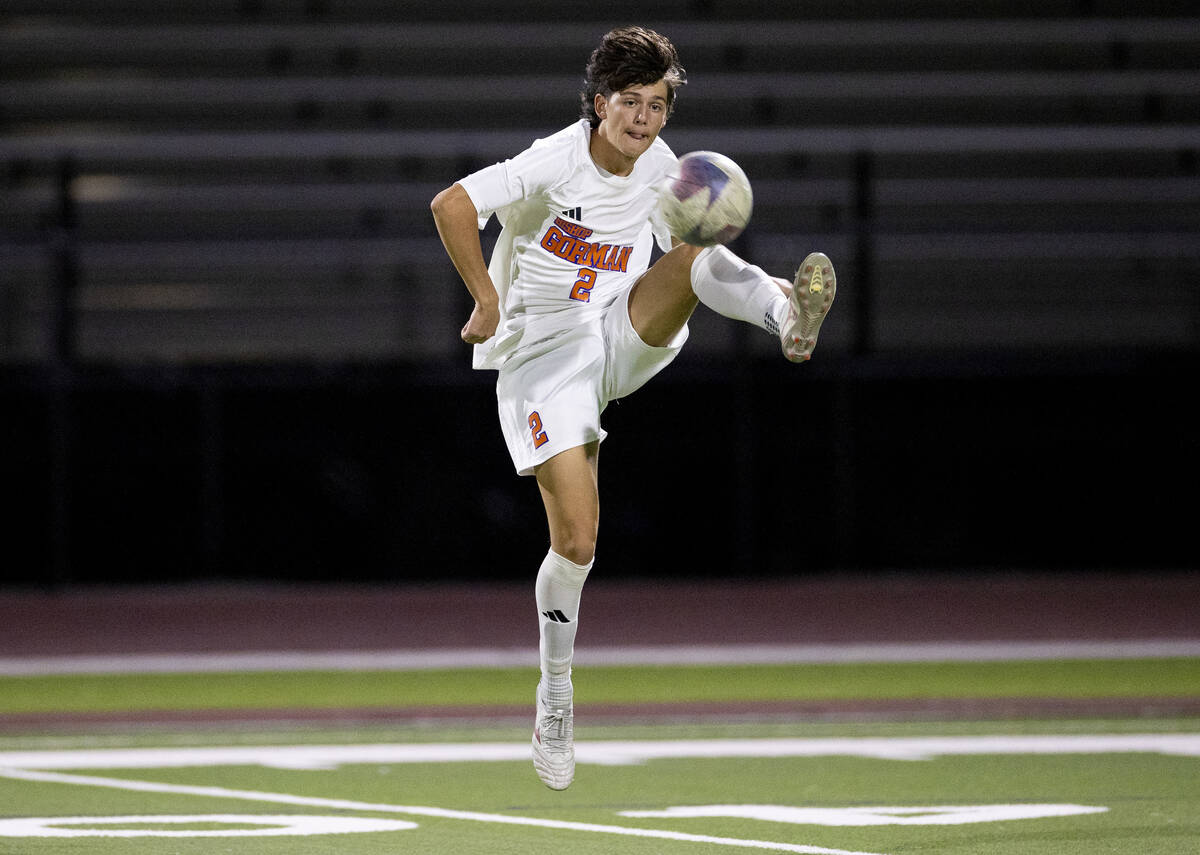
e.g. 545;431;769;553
626;242;703;347
629;241;784;348
529;441;599;790
689;244;791;337
629;243;835;361
691;245;837;361
535;441;600;566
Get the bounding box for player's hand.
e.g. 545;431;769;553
460;301;500;344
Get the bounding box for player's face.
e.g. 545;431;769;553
591;80;670;174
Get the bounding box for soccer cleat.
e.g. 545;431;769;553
780;251;837;362
531;683;575;790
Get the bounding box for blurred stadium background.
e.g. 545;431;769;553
1;0;1197;587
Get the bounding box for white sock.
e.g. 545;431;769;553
535;549;592;707
690;245;788;336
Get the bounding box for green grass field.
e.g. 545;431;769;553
0;659;1197;854
3;657;1198;713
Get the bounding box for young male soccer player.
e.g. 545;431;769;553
431;26;836;790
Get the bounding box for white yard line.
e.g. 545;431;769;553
0;767;885;855
2;638;1198;676
1;733;1199;771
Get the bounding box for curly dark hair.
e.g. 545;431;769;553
579;26;687;129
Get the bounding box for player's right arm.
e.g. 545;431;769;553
431;182;500;344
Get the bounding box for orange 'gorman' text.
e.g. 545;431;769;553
539;219;632;273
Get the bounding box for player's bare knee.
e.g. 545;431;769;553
553;527;597;566
558;538;596;567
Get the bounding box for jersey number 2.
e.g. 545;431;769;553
528;411;549;448
569;268;597;302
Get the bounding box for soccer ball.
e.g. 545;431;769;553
657;150;753;247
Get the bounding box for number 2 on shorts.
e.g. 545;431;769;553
528;411;549;448
569;268;597;302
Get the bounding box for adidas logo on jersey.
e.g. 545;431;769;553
561;206;582;221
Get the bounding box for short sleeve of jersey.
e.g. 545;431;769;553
458;126;580;229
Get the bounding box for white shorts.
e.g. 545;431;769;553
496;284;688;476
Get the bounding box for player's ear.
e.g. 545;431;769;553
594;93;608;121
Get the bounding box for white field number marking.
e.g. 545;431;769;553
0;814;417;837
622;804;1110;826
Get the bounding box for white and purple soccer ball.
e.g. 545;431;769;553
657;150;753;247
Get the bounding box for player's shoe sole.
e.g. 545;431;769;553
781;251;836;362
531;685;574;790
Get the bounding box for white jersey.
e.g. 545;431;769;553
459;119;677;369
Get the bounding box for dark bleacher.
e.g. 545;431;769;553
2;5;1199;362
4;2;1200;585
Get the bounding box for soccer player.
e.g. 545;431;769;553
431;26;835;790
